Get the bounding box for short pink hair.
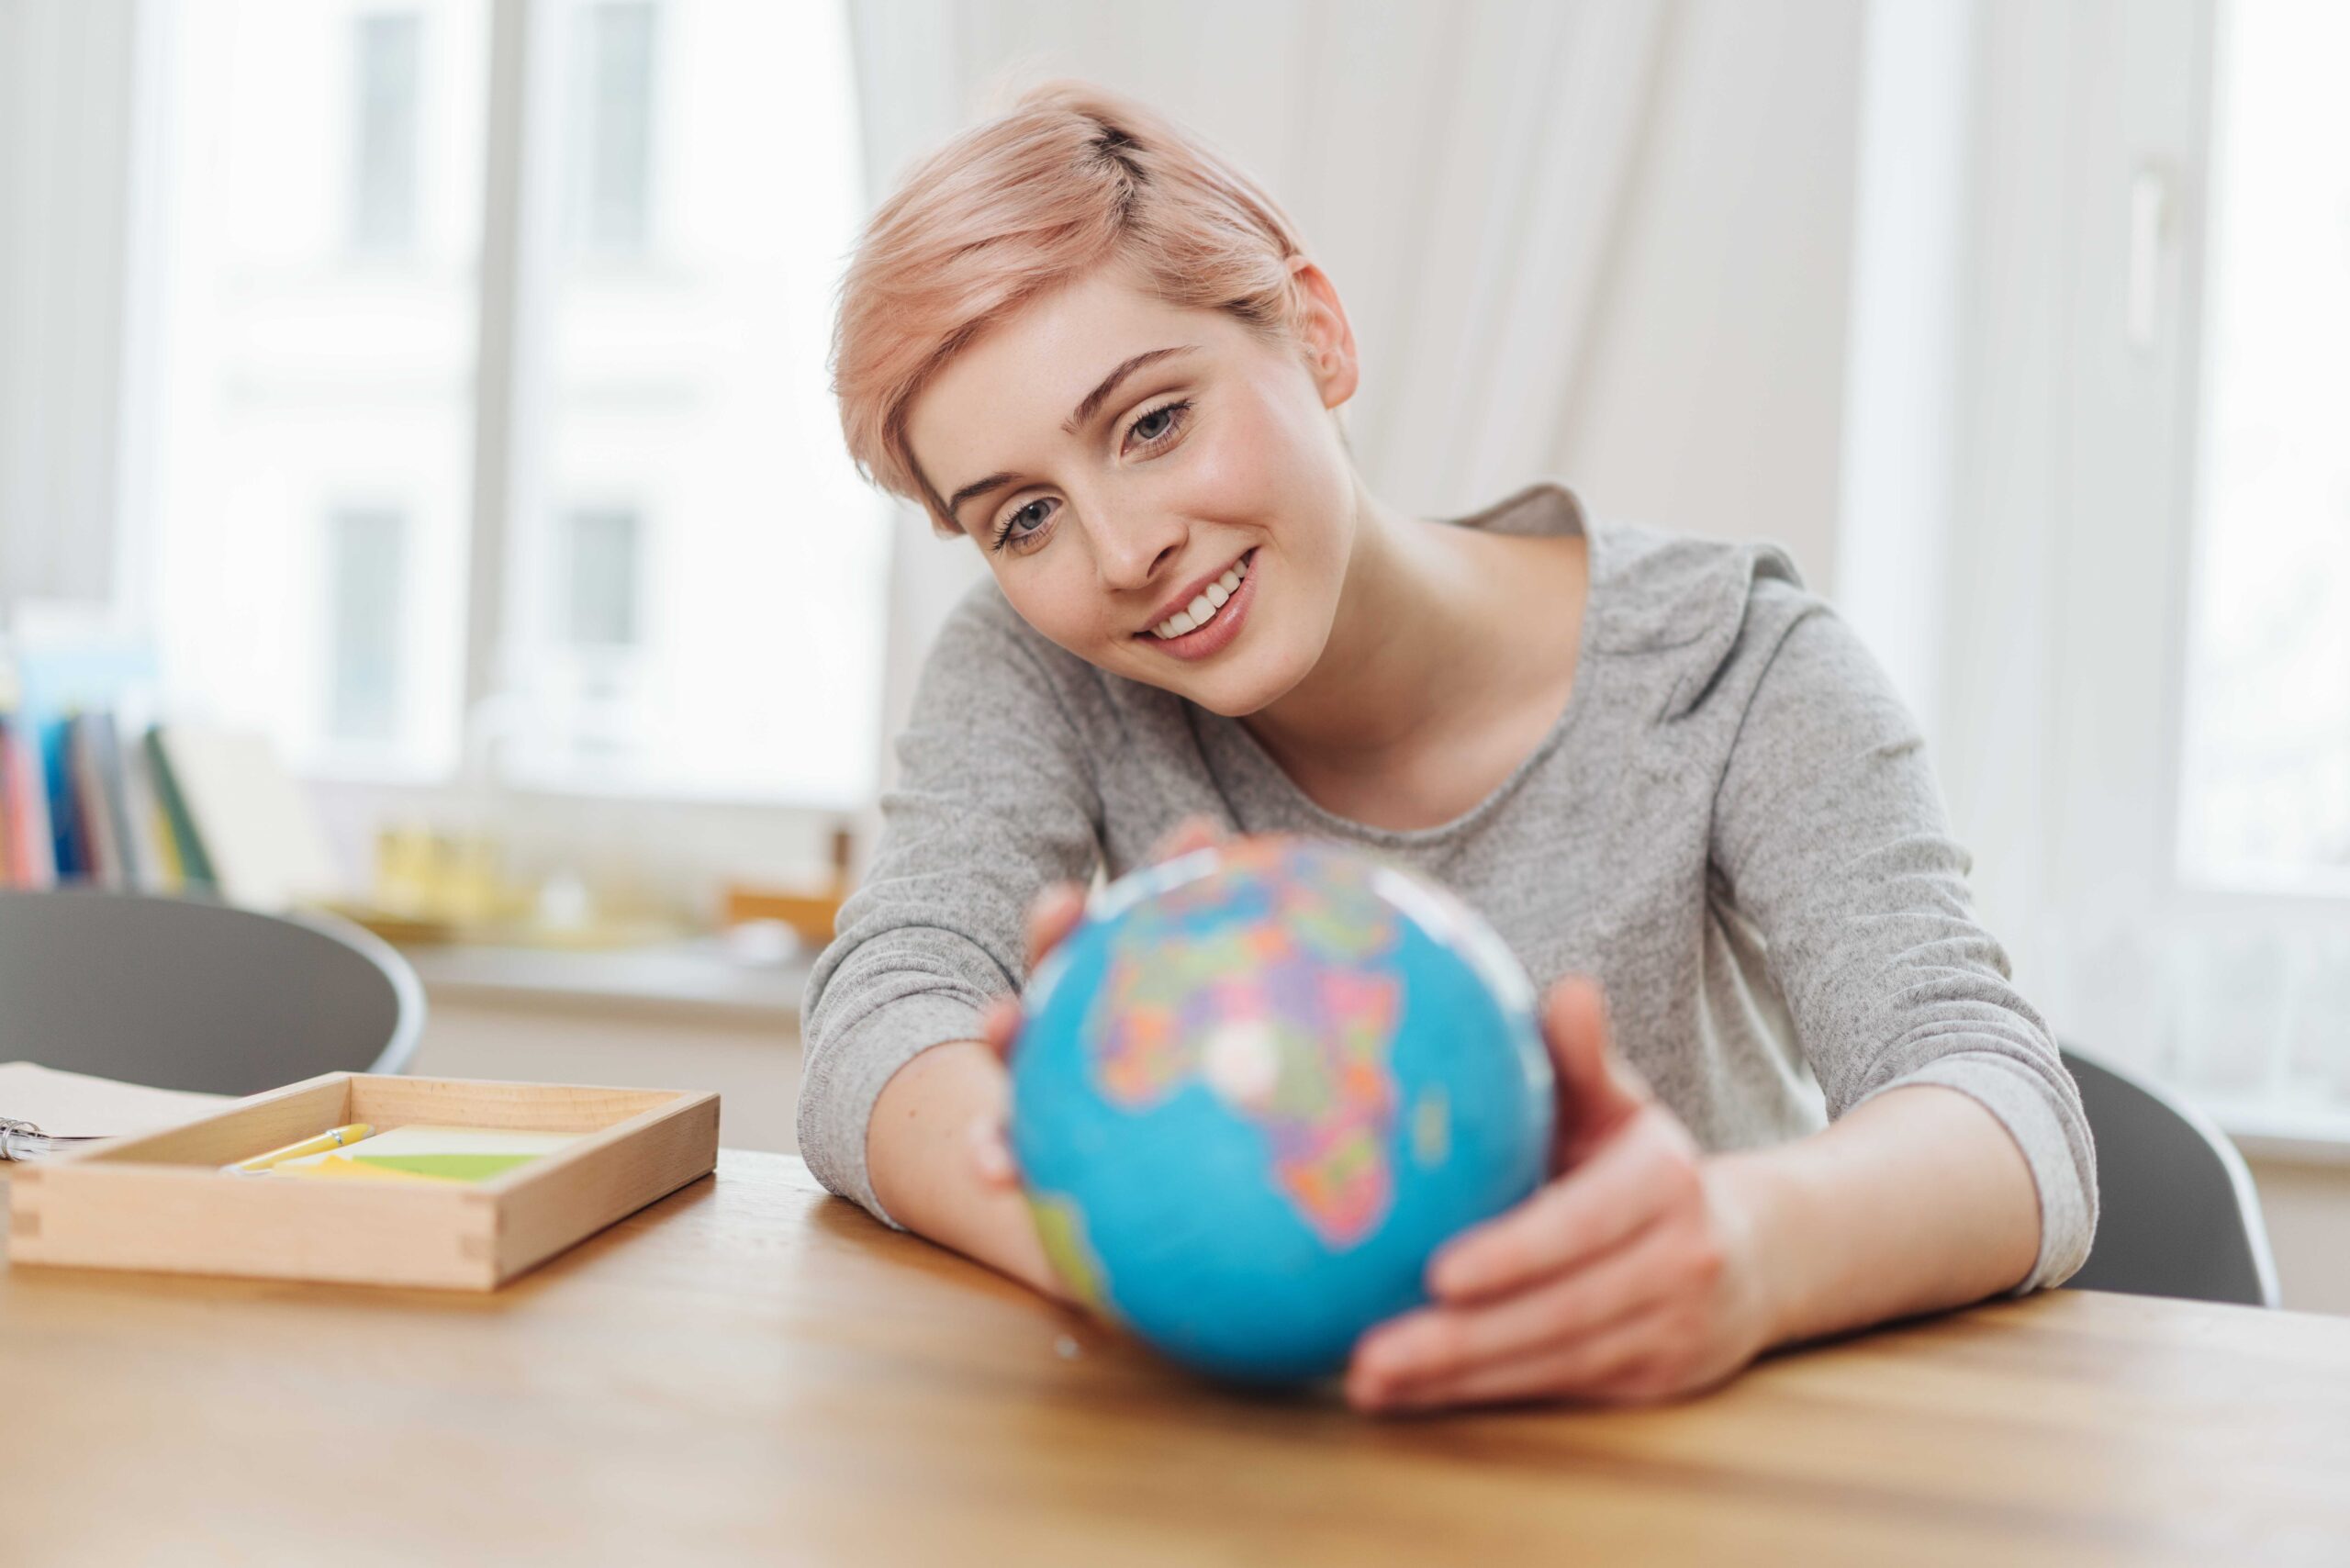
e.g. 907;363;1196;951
831;80;1314;536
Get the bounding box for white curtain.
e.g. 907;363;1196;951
847;0;1864;542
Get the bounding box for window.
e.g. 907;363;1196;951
565;0;657;254
560;505;641;649
146;0;483;782
137;0;886;809
350;12;424;253
2175;0;2350;895
327;506;409;743
1958;0;2350;1121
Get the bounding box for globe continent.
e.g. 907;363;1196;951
1011;834;1554;1386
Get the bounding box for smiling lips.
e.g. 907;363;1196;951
1144;551;1252;641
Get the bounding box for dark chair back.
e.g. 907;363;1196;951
2060;1043;2279;1308
0;887;422;1095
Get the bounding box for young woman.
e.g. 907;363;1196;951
800;81;2096;1416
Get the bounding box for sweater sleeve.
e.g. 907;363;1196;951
1708;599;2098;1294
795;590;1103;1229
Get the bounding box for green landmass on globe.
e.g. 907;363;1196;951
1025;1190;1109;1308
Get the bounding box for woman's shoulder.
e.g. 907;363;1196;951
1582;512;1826;721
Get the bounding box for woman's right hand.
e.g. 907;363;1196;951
966;813;1230;1191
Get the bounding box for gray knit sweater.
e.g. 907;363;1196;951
796;479;2097;1294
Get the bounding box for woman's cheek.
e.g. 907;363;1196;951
1169;414;1270;523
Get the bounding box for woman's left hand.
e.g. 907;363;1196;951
1345;977;1784;1414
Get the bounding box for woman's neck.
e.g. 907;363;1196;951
1238;476;1582;784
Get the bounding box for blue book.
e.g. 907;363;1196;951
7;634;161;885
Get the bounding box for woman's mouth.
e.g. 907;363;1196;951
1135;548;1257;661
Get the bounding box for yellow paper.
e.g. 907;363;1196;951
268;1155;453;1185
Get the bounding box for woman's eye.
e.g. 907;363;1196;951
997;498;1053;550
1125;398;1191;451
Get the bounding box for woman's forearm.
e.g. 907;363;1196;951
866;1039;1069;1302
1719;1083;2044;1351
871;1051;2042;1352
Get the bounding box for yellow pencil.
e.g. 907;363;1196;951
224;1122;375;1175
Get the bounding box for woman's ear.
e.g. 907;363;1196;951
1286;255;1360;410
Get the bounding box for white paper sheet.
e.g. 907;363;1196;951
0;1060;233;1138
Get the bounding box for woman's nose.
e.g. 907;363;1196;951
1093;517;1187;594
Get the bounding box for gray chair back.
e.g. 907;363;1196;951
0;887;422;1095
2060;1043;2280;1308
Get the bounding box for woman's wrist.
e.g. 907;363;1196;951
867;1039;1067;1304
1700;1147;1809;1355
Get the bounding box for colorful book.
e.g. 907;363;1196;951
143;726;214;888
7;631;159;885
14;720;56;885
0;721;14;886
118;727;180;891
39;712;81;879
69;715;125;889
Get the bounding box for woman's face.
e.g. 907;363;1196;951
901;260;1360;716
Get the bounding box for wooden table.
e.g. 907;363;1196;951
5;1151;2347;1566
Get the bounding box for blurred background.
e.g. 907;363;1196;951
2;0;2345;1303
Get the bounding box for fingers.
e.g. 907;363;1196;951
1023;880;1090;972
1020;817;1225;977
1349;1211;1687;1400
1148;812;1225;863
1426;1107;1698;1304
1544;975;1643;1113
1540;976;1651;1169
1362;1302;1668;1414
979;993;1023;1066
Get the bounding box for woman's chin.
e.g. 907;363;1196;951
1164;650;1311;719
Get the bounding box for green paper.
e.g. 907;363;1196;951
350;1153;543;1182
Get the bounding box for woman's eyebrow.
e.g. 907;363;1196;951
944;344;1201;528
1060;344;1198;434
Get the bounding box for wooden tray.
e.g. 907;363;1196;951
6;1073;719;1289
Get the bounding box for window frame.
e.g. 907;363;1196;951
1946;0;2350;1122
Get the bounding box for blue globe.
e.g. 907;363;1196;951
1010;832;1556;1387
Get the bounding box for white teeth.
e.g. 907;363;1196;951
1148;552;1252;640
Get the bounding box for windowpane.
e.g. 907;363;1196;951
2177;0;2350;890
502;0;887;805
146;0;486;781
562;506;641;648
567;0;657;253
328;506;408;742
137;0;882;809
351;12;423;253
